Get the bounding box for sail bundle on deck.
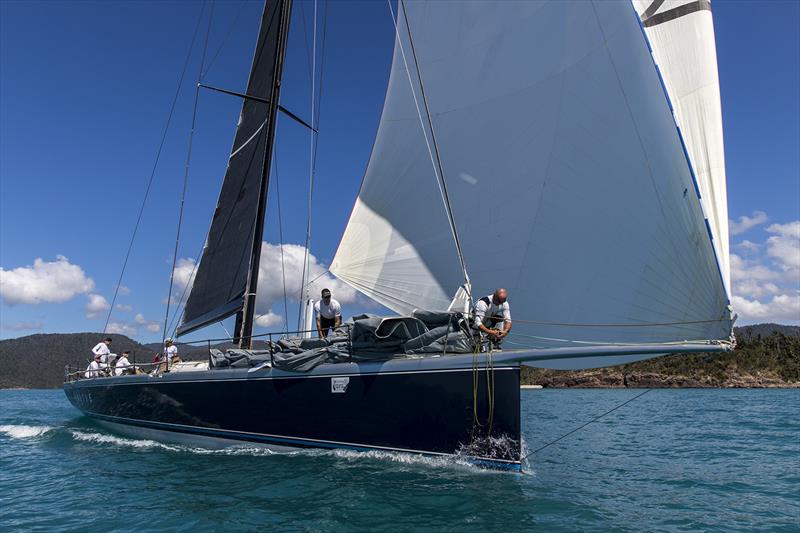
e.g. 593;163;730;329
331;0;733;353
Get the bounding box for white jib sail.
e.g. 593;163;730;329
332;0;732;350
632;0;731;294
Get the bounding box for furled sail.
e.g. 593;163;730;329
633;0;730;292
179;0;288;336
331;0;733;353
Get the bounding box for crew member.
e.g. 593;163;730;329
85;353;107;378
314;288;342;338
473;288;512;345
114;350;132;376
165;338;180;365
92;337;113;364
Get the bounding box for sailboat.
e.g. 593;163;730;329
64;0;735;471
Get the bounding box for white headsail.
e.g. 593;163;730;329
331;0;733;361
633;0;731;292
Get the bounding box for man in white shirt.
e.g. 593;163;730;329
473;288;512;345
165;338;180;366
91;337;113;364
314;288;342;338
114;350;132;376
85;353;108;378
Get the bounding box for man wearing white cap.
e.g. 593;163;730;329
165;338;180;364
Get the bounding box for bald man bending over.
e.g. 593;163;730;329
473;288;512;345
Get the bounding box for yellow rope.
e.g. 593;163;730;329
471;336;497;438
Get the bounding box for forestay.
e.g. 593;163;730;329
331;0;733;351
633;0;730;292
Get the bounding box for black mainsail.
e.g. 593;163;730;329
178;0;292;339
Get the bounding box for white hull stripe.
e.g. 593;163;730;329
68;365;517;389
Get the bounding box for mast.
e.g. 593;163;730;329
239;0;293;348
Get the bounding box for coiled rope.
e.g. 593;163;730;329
471;340;496;438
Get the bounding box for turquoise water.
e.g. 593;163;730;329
1;389;797;532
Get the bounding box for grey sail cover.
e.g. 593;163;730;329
180;1;286;335
331;0;733;349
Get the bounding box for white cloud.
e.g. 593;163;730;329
730;219;800;324
133;312;161;332
116;304;132;311
117;285;131;295
734;240;759;253
1;321;43;331
105;322;137;336
85;293;110;319
0;255;94;305
731;294;800;323
256;242;358;312
255;311;283;328
734;279;780;299
249;243;360;330
169;243;361;331
729;211;768;235
765;221;800;272
168;258;198;304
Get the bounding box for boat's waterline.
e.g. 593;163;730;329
89;416;522;471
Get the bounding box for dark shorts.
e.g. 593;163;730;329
320;316;337;337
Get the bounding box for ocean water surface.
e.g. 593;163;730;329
0;389;797;531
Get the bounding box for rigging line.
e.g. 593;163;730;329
163;0;215;346
306;269;330;287
506;333;710;347
202;0;247;79
387;0;471;293
295;0;330;315
272;125;290;329
312;0;329;130
219;320;233;340
166;237;205;337
299;1;314;83
297;0;318;330
510;317;729;327
522;389;653;460
102;2;207;335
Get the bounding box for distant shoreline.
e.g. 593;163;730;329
521;369;800;389
520;383;800;389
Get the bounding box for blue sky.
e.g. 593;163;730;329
1;0;798;342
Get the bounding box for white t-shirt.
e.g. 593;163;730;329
166;345;178;361
314;299;342;320
85;360;107;378
92;342;111;363
115;356;130;376
474;295;511;328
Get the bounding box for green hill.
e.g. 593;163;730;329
522;325;800;388
0;333;151;389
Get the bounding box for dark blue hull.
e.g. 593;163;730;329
63;357;521;470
